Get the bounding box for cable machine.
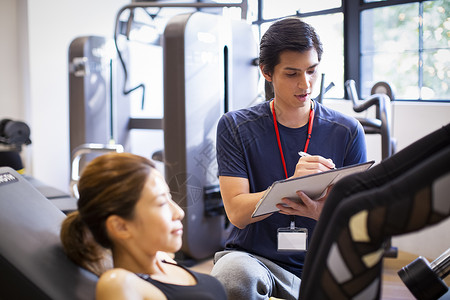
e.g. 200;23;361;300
68;1;259;260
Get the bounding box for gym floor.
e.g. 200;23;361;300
189;251;450;300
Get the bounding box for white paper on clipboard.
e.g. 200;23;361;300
251;160;375;218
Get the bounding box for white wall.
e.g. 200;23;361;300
0;0;30;167
1;0;449;259
0;0;23;119
389;102;450;260
28;0;131;190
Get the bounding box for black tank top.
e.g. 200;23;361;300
136;262;226;300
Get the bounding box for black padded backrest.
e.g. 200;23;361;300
0;167;97;300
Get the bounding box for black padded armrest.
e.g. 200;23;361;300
23;175;78;213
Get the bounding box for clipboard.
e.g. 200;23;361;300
251;160;375;218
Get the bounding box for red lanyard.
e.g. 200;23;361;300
271;100;315;179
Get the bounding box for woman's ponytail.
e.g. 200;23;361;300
60;211;111;276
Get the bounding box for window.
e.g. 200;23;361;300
361;3;420;99
262;0;340;19
422;0;449;100
302;13;344;99
253;0;449;101
256;1;344;99
360;0;449;100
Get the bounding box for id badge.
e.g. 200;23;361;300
277;225;308;252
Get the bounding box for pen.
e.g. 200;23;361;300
298;151;336;169
298;151;311;157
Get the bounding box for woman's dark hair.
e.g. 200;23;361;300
60;152;155;275
259;17;323;75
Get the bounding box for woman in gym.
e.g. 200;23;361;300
60;152;226;300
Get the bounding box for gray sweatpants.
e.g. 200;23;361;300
211;250;301;300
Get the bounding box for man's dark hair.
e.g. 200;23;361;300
259;17;323;75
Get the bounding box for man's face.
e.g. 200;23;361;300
262;49;320;109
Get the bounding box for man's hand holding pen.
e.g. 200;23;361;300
291;151;336;179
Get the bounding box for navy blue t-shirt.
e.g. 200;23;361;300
216;100;367;278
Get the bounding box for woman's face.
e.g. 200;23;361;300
126;170;185;255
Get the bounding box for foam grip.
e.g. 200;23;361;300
0;119;12;135
371;81;395;101
1;121;31;145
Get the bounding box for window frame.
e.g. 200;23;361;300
252;0;449;102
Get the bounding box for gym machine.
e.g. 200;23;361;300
399;248;450;300
68;35;129;197
68;1;259;260
0;119;31;173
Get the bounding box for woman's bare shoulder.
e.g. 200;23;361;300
96;268;167;300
